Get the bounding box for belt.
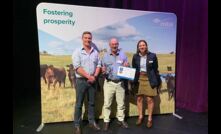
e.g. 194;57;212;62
140;72;147;75
76;77;87;80
106;78;122;83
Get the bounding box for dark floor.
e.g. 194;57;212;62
13;95;208;134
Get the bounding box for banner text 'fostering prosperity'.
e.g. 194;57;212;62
43;9;75;26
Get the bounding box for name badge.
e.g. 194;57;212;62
117;60;123;64
149;60;153;63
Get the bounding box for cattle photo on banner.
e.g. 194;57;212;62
36;3;177;123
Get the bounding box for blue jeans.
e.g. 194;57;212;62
74;78;96;126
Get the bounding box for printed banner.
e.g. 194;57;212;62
36;2;177;123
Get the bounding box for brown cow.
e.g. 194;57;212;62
66;64;76;88
40;64;48;84
45;65;66;90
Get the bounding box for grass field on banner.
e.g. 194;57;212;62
40;53;175;123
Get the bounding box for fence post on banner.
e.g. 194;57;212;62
36;123;44;132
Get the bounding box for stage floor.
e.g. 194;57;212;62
13;95;208;134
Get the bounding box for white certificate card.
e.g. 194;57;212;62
117;66;136;80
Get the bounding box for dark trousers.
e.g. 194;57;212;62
74;78;96;126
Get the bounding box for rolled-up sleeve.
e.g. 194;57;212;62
72;49;81;70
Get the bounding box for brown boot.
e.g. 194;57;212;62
89;122;101;130
146;120;153;128
74;126;81;134
136;118;143;126
117;121;129;128
103;122;109;131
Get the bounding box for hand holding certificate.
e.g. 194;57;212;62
117;66;136;80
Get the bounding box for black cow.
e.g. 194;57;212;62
40;64;48;84
66;64;76;88
164;74;175;100
45;65;66;90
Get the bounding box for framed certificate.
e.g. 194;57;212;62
117;66;136;80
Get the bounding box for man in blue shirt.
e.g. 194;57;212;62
101;38;129;131
72;31;101;134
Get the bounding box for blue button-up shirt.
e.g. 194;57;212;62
102;49;128;80
72;47;101;78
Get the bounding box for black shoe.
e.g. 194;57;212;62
103;122;109;131
117;121;129;128
74;126;81;134
89;122;101;130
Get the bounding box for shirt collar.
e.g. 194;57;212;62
81;46;94;54
139;53;147;57
108;49;120;56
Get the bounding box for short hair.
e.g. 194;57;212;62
109;37;119;44
82;31;92;38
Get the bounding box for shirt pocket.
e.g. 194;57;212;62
104;62;112;71
116;57;124;65
91;57;98;66
105;62;112;66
